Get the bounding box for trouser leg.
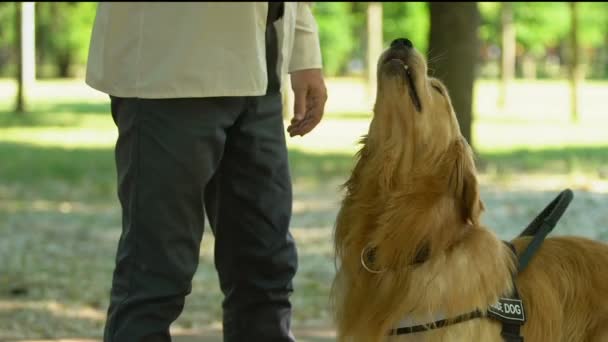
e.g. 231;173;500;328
104;96;243;341
204;90;297;342
203;6;298;340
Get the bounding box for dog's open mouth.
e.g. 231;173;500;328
386;58;422;112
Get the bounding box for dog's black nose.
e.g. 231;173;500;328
391;38;413;49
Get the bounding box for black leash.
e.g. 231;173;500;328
388;189;574;341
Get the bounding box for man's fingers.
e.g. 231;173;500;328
288;72;327;137
293;88;307;121
288;68;327;137
287;115;311;137
298;116;320;136
290;104;322;137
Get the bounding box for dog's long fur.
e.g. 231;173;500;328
331;43;608;342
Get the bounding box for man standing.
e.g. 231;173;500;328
85;3;327;341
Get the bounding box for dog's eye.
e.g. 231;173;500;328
432;85;443;96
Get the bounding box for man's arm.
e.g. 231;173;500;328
287;2;327;137
288;2;323;73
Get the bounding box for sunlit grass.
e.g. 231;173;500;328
2;78;608;155
1;128;116;148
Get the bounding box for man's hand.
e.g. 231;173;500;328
287;68;327;137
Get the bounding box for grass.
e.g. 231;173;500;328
1;78;608;339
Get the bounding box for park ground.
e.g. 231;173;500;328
1;77;608;340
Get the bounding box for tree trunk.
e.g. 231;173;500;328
35;3;45;78
605;38;608;79
498;2;515;109
522;54;537;79
568;2;580;123
366;2;383;105
428;2;480;148
15;2;24;114
57;53;71;78
15;2;35;114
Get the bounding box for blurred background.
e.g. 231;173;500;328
1;2;607;341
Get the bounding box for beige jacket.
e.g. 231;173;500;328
85;2;322;98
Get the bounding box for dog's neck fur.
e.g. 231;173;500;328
346;130;471;261
333;122;516;342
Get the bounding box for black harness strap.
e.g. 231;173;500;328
492;242;525;342
387;189;574;342
501;324;524;342
388;310;484;335
516;189;574;272
495;188;573;342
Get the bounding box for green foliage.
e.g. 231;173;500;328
35;2;98;77
382;2;429;55
314;2;430;76
0;3;15;47
0;3;16;75
513;2;569;57
479;2;608;54
348;2;367;66
1;2;607;79
478;2;500;45
577;2;608;47
313;3;355;77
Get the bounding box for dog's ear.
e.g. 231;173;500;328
448;138;483;225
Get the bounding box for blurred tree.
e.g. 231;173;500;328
15;2;23;114
568;2;580;123
382;3;429;55
477;2;500;81
0;3;16;76
513;2;568;79
478;2;608;81
514;2;569;57
35;2;96;78
350;2;368;74
576;3;608;49
367;2;382;102
313;2;431;78
15;2;36;115
576;2;608;79
478;2;500;47
313;2;355;77
499;2;515;109
428;2;480;148
1;2;605;84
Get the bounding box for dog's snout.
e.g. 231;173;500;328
390;38;413;49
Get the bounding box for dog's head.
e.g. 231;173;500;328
366;38;482;225
375;38;460;152
332;39;489;339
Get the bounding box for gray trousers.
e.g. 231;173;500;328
103;9;297;341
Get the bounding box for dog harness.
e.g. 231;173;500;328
388;189;574;342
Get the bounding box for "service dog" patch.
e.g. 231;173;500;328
487;298;526;323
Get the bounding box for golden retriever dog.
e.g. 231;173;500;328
331;38;608;342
